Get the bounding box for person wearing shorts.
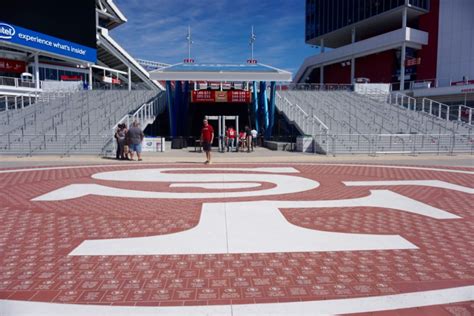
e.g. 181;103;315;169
126;121;144;161
200;119;214;164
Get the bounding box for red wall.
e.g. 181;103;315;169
417;0;439;81
318;50;396;84
323;62;351;84
355;50;395;83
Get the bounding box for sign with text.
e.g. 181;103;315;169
0;57;25;73
142;137;165;152
191;90;251;103
191;90;214;103
451;80;474;86
0;21;96;63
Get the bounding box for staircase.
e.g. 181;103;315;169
0;90;163;155
275;89;473;155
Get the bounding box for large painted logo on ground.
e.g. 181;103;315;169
0;164;473;314
33;167;464;256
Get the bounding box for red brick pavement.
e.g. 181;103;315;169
0;164;473;314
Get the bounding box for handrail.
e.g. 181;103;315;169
278;83;353;91
0;75;36;89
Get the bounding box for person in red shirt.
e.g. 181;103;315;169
226;126;236;152
200;119;214;164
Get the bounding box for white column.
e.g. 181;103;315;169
34;54;40;90
400;6;408;91
402;6;408;28
351;28;356;84
128;67;132;91
89;66;93;90
400;43;407;91
320;38;325;85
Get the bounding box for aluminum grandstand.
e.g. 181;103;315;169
0;0;472;157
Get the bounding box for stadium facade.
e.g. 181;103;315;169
296;0;474;105
0;0;161;96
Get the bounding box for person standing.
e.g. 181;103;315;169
226;125;236;152
115;123;127;160
200;119;214;164
250;127;258;151
114;124;123;160
126;121;144;161
245;125;252;153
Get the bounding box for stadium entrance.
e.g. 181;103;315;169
149;62;292;146
204;115;239;152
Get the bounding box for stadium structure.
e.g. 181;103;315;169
0;0;472;157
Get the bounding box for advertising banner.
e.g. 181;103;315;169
0;57;26;73
0;21;96;63
215;91;227;102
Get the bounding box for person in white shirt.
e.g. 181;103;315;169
250;128;258;151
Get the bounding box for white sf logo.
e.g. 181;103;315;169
33;167;461;256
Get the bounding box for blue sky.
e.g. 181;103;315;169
112;0;317;74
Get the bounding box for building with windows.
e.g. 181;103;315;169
296;0;474;105
0;0;162;99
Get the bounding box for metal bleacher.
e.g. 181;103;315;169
0;89;164;156
276;88;473;155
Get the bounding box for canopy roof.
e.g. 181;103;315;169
150;63;292;82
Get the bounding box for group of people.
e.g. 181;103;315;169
200;119;259;164
225;125;257;153
114;121;144;161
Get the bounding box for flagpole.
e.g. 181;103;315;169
251;25;254;61
187;26;191;60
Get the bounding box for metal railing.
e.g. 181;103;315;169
324;133;473;156
0;76;36;88
277;83;354;91
275;89;473;155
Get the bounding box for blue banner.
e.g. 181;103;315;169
0;21;96;63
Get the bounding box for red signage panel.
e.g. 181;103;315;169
191;90;251;103
452;80;474;86
0;58;26;74
60;75;83;81
191;90;215;102
228;90;251;103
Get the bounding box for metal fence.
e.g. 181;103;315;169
2;133;112;156
322;133;473;156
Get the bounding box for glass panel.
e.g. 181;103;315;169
305;0;423;41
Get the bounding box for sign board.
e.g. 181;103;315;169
191;90;251;103
451;80;474;86
412;81;431;89
0;21;96;63
0;57;26;73
102;76;121;84
142;137;165;152
215;91;227;102
60;75;83;81
296;136;313;153
405;57;421;67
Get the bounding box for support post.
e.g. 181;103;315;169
89;66;93;90
252;81;259;133
166;81;175;137
400;43;406;92
266;81;276;139
128;67;132;91
400;7;408;91
34;54;40;90
319;38;325;85
351;28;356;84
